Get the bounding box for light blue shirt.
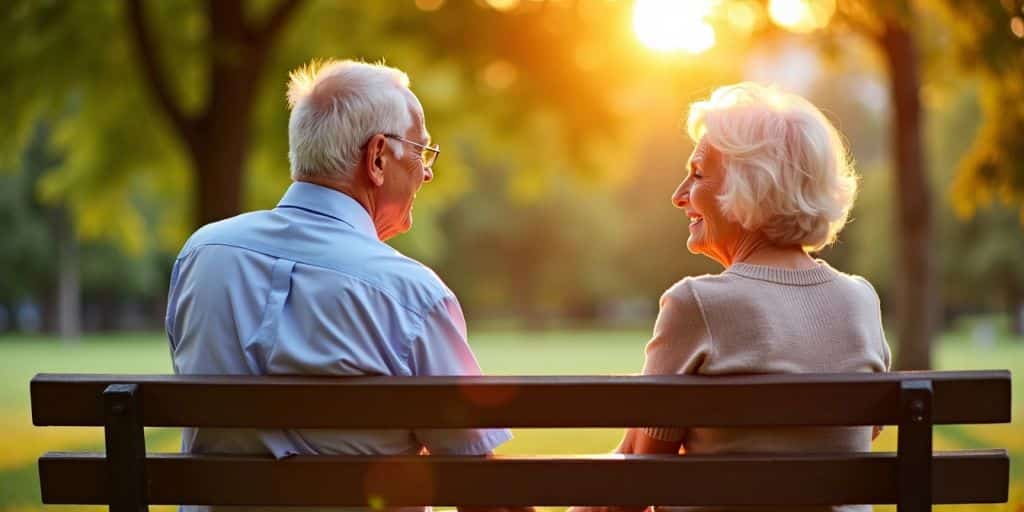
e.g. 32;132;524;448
166;181;512;462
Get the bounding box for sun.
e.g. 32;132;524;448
768;0;836;33
633;0;717;54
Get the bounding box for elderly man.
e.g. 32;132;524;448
166;60;512;510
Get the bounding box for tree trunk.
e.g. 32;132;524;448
190;101;252;226
880;21;934;370
127;0;302;228
54;210;81;341
1009;279;1024;338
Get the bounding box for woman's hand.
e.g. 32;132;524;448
567;507;648;512
614;428;639;454
569;431;680;512
872;425;884;440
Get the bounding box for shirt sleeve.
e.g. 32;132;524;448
642;280;712;442
164;255;185;374
407;294;513;455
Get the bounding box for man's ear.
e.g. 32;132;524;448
364;135;388;187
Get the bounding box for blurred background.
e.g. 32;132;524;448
1;0;1022;510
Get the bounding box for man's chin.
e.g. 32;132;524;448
685;239;703;256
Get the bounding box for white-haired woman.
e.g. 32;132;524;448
575;83;891;512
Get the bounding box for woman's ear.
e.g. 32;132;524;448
364;135;387;187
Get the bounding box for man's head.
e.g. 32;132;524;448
286;60;436;241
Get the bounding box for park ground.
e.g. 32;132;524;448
0;325;1021;511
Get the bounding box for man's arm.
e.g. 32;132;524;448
408;294;514;455
408;294;528;512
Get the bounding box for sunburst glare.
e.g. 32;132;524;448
768;0;836;33
633;0;717;54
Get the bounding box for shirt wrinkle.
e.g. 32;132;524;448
177;241;434;320
275;204;357;229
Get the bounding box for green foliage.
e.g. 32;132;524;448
0;124;171;314
926;0;1024;220
1;0;659;259
0;126;58;302
928;85;1024;324
0;0;192;255
4;0;1022;327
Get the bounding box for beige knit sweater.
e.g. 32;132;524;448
642;261;891;512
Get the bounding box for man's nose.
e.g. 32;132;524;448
423;166;434;183
672;184;688;209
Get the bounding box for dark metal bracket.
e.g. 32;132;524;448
103;383;149;512
897;379;933;512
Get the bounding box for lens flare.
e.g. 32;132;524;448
633;0;717;54
768;0;835;33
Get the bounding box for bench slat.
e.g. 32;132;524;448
38;450;1009;506
31;371;1010;428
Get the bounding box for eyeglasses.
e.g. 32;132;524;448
385;134;441;170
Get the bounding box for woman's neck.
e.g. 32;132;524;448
721;234;816;270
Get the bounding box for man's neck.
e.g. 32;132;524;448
295;177;385;240
297;177;374;215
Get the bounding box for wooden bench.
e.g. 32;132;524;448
32;371;1011;511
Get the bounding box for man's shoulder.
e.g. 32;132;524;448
176;210;454;313
361;248;454;310
178;210;271;256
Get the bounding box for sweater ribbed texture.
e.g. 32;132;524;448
641;260;891;512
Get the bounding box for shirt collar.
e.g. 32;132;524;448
277;181;378;238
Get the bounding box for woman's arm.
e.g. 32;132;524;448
570;284;705;512
566;430;683;512
634;429;684;455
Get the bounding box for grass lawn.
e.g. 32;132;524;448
0;328;1021;511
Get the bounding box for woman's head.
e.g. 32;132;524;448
672;82;858;261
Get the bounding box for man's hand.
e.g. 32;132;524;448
567;506;648;512
458;507;535;512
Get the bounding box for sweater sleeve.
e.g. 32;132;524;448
852;275;892;372
641;279;713;442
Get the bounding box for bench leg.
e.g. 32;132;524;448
104;383;149;512
897;379;933;512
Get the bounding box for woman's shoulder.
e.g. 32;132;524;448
818;261;882;302
664;262;882;310
661;271;751;309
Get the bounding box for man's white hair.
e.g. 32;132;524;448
287;59;414;181
687;82;858;251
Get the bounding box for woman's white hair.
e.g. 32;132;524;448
287;59;414;181
687;82;858;251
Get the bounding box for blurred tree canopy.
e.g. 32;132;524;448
932;0;1024;221
1;0;1022;343
0;0;652;255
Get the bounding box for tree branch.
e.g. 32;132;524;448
255;0;303;46
125;0;195;143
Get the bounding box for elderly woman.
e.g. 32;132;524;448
578;83;891;512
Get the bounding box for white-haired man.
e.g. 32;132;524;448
166;60;513;511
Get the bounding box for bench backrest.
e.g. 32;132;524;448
31;371;1012;511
